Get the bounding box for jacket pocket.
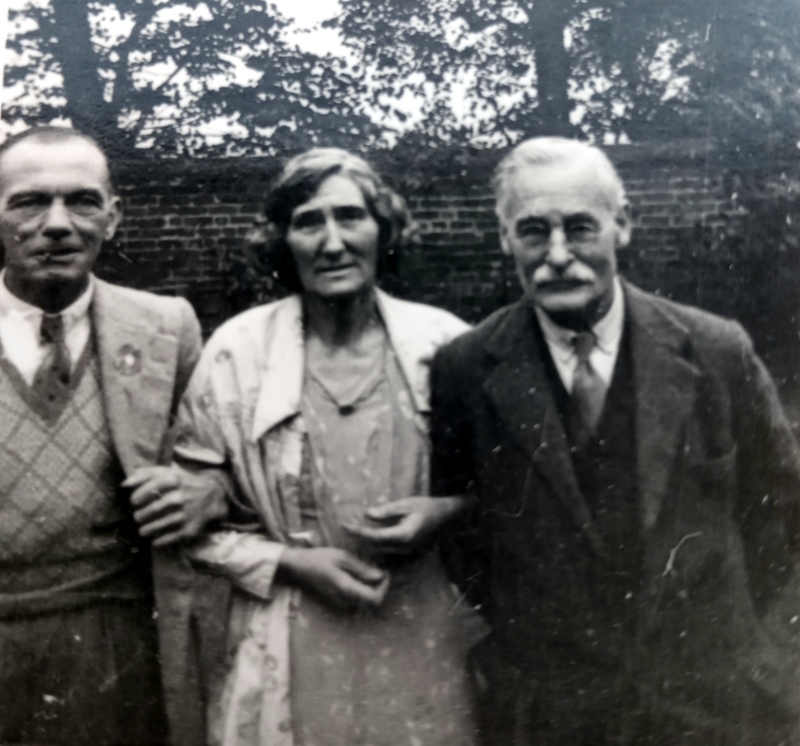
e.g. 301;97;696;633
681;444;737;505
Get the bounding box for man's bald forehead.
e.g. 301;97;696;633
0;128;114;192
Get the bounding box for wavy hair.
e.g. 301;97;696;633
256;148;415;293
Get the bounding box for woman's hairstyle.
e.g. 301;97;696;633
256;148;416;293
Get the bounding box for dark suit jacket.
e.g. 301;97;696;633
431;281;800;745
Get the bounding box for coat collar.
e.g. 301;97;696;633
481;300;607;554
625;282;698;529
92;278;179;474
250;288;440;442
480;280;698;549
250;295;305;443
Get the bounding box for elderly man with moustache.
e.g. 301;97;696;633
0;126;224;746
430;137;800;745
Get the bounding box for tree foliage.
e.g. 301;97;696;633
3;0;376;155
332;0;800;148
4;0;799;153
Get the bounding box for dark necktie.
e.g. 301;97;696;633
571;330;607;439
31;313;72;422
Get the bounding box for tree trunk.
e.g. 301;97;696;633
527;0;574;136
48;0;128;153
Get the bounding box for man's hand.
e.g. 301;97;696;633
278;546;390;611
342;496;468;556
124;465;227;548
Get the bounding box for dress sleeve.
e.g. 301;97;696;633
187;531;285;602
174;341;287;601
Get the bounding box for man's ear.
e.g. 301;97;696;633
104;195;122;240
499;221;512;256
615;202;632;249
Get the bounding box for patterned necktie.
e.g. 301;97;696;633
571;330;607;439
31;313;72;422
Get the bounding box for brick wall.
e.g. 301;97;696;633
401;165;760;323
101;160;276;325
96;144;800;413
103;152;741;323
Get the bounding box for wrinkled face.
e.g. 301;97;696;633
0;137;121;297
498;159;631;326
286;174;380;300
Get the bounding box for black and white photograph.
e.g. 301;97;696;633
2;0;800;744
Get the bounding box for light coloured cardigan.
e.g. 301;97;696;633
174;289;469;746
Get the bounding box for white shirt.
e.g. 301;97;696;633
0;271;94;385
534;277;625;393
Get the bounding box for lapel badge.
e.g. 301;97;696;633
198;391;214;412
115;344;142;376
174;420;193;447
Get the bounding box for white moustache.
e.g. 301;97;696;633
533;268;594;285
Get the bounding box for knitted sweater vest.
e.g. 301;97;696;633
0;343;147;615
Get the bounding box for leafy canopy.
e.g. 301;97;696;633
3;0;799;153
332;0;800;149
3;0;376;155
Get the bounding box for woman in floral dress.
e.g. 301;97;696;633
175;149;482;746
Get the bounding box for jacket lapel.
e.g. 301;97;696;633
250;295;305;442
625;282;698;530
482;301;606;555
377;289;431;415
93;280;179;474
376;289;470;416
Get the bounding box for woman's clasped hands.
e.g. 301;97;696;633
278;545;390;610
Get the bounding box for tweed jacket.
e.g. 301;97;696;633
431;280;800;745
91;278;205;746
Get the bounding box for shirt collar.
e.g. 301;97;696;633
0;270;95;331
534;276;625;357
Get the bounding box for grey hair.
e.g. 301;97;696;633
492;137;626;214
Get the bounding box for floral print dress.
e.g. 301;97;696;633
175;291;481;746
286;328;478;746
